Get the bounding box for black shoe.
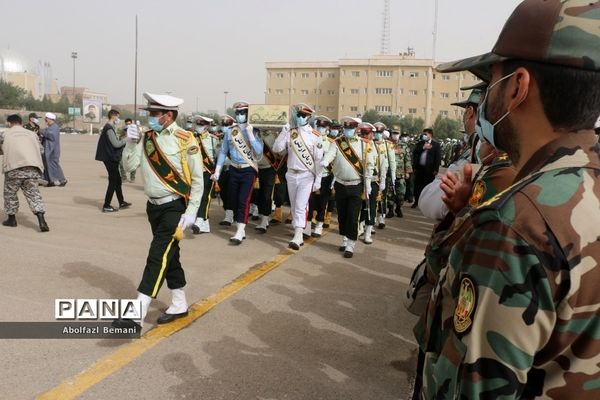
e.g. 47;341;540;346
103;206;118;213
219;220;231;226
157;310;189;325
285;218;292;224
58;180;68;187
192;225;201;234
289;241;300;251
323;223;330;228
269;219;281;224
378;223;385;229
410;203;418;209
2;215;17;227
230;237;244;245
112;318;141;330
36;213;49;232
251;215;259;221
45;182;55;187
255;226;267;234
338;246;346;252
387;208;395;218
119;201;132;210
343;251;353;259
397;208;404;218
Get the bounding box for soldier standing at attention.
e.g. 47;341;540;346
112;93;204;329
211;102;263;245
321;117;375;258
0;114;49;232
414;1;600;398
273;104;323;249
23;112;41;141
191;115;218;234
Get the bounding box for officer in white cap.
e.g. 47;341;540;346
311;115;335;237
254;126;283;233
211;101;263;245
373;122;396;229
321;117;375;258
217;114;235;226
113;92;204;329
273;103;324;249
192;115;218;234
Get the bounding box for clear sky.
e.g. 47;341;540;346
1;0;522;113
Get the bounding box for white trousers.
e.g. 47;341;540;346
286;170;314;229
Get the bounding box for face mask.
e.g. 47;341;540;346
296;115;309;127
318;127;327;136
330;129;339;138
185;123;193;130
422;134;429;141
195;126;206;134
148;116;164;132
209;127;217;133
32;118;40;125
463;133;469;144
400;136;408;143
343;128;355;138
476;72;516;148
374;133;382;141
236;113;247;124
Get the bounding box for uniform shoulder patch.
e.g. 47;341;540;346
468;180;487;207
312;129;320;137
454;275;477;335
175;129;192;141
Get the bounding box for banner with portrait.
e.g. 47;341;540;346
82;99;102;123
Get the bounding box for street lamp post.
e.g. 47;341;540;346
224;91;229;114
71;51;77;129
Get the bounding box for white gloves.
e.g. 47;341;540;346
210;166;222;182
379;181;386;192
178;214;195;230
127;124;140;142
391;174;397;184
367;184;373;196
312;181;321;193
320;160;329;168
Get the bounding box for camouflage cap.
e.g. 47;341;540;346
451;89;485;108
437;0;600;76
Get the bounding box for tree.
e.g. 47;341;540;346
397;115;425;136
432;115;462;140
0;79;27;109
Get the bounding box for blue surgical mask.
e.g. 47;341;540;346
476;72;516;148
296;116;309;127
195;126;206;134
236;113;247;124
421;134;429;141
343;128;355;138
185;122;193;130
148;116;163;132
330;129;339;138
374;133;382;141
318;127;327;136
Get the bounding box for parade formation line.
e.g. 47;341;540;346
36;233;326;400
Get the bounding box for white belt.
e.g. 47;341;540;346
230;162;251;169
148;193;181;205
336;178;362;186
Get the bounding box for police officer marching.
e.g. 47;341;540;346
254;126;281;233
113;93;204;329
217;114;235;227
212;102;263;245
192;115;219;234
373;122;396;229
273;104;324;250
321;117;375;258
311;115;336;237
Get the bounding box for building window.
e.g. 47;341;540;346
351;71;360;78
276;73;284;79
375;88;393;95
376;70;393;77
275;89;284;95
350;89;359;95
375;105;392;113
327;90;336;96
409;72;419;78
301;73;310;79
440;92;450;99
328;73;336;79
408;108;417;114
440;110;449;117
326;106;335;112
442;74;451;81
409;90;418;96
350;106;358;112
398;88;404;95
301;90;309;95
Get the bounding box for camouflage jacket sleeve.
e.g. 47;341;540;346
404;144;413;174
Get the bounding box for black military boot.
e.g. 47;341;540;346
2;214;17;227
36;212;50;232
387;205;395;218
396;206;403;218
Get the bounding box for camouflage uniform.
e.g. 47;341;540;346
4;166;45;215
387;141;412;211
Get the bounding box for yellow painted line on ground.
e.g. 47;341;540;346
37;233;328;400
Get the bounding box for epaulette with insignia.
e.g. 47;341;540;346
327;137;335;143
175;130;192;141
312;129;320;137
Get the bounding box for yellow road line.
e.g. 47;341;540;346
36;234;326;400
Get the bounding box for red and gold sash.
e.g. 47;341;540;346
336;137;364;177
144;131;191;200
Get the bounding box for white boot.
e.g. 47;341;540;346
192;218;204;235
200;218;211;233
339;236;348;252
313;222;323;237
136;292;152;327
358;221;365;237
255;215;269;233
364;225;373;245
378;214;386;229
230;223;246;245
250;203;259;219
220;210;234;226
344;239;356;258
289;227;304;250
165;288;188;315
303;223;312;238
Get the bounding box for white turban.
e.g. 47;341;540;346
45;112;57;120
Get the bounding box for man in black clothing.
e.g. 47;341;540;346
411;128;441;208
95;109;131;212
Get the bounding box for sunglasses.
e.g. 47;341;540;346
235;110;247;115
343;124;357;129
297;112;310;119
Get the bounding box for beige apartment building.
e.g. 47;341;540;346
265;54;481;126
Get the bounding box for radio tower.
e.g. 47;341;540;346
380;0;391;55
